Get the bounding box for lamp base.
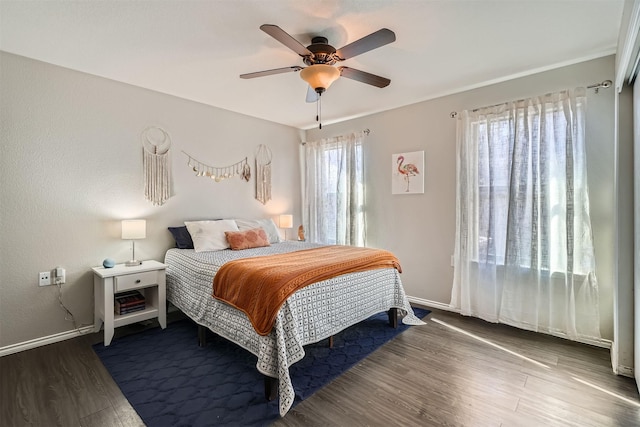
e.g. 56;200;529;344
125;260;142;267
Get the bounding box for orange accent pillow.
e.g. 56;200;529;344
225;228;271;250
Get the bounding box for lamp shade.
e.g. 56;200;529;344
121;220;146;240
278;214;293;229
300;64;340;92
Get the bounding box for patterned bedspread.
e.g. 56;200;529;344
165;241;424;416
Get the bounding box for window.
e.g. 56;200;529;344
303;132;365;246
451;88;600;340
468;97;592;275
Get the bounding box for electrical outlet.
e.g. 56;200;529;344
39;271;51;287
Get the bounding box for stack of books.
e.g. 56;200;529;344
114;290;146;315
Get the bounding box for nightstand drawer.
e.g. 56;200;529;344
114;271;158;292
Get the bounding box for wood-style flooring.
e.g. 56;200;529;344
1;307;638;426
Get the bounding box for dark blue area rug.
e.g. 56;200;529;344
93;308;429;426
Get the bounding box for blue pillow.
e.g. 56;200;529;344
168;226;194;249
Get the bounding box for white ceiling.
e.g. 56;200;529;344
0;1;624;130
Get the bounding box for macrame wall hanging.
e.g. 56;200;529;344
255;144;272;204
182;151;250;182
141;126;172;206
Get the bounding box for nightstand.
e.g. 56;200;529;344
92;260;167;346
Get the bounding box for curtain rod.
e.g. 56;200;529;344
300;128;370;145
449;80;612;118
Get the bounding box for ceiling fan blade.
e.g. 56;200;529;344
240;66;302;79
260;24;312;57
335;28;396;60
306;85;319;103
339;67;390;88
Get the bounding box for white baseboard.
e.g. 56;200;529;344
617;365;634;378
568;335;612;349
611;344;635;377
408;296;611;349
0;325;95;357
408;296;460;313
0;298;619;360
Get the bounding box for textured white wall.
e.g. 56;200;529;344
0;52;620;349
0;52;301;348
306;56;617;340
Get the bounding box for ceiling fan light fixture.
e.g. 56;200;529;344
300;64;340;93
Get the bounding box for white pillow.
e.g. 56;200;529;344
234;218;282;244
184;220;239;252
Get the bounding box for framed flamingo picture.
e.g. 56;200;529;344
392;151;424;194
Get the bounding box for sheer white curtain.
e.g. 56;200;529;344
302;132;365;246
450;88;601;341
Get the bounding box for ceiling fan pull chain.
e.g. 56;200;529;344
317;94;322;129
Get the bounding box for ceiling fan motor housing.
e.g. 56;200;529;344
304;36;338;65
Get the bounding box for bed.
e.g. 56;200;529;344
165;240;423;416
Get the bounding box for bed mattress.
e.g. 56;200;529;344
165;241;423;416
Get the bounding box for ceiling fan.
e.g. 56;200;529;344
240;24;396;105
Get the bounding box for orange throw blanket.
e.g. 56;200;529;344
213;245;402;335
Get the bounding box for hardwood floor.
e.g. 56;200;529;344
1;308;638;426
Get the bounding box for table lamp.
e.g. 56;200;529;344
278;214;293;241
122;219;146;266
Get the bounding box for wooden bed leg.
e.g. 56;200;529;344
264;376;278;401
388;308;398;328
198;325;207;347
328;335;334;348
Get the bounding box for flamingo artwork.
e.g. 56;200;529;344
396;155;420;192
